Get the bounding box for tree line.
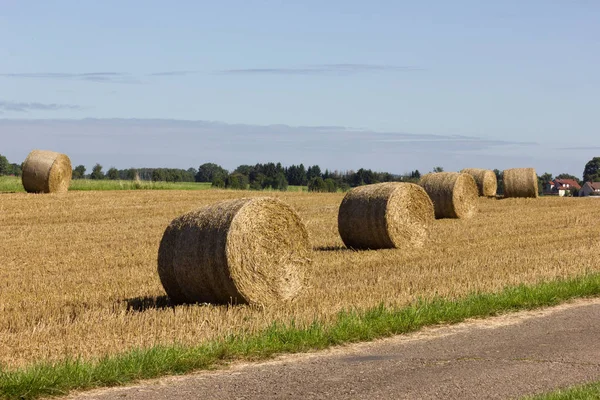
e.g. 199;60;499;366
3;153;600;194
58;161;424;193
191;162;424;192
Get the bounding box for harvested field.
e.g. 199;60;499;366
1;191;600;369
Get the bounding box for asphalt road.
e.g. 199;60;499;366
68;298;600;400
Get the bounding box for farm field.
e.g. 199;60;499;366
1;190;599;371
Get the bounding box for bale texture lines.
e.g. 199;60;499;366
503;168;539;198
338;182;434;250
158;197;311;305
21;149;72;194
419;172;479;219
460;168;498;197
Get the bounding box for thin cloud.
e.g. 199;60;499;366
0;72;140;84
560;146;600;151
219;64;423;75
0;100;82;112
149;71;198;76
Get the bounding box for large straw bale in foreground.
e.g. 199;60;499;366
419;172;479;219
157;197;311;305
503;168;538;198
338;182;434;250
21;150;72;194
460;168;498;197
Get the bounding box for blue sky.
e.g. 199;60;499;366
1;1;598;177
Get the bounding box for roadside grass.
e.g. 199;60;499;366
525;381;600;399
1;273;599;400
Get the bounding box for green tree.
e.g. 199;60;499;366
286;164;308;186
306;165;322;181
351;168;377;187
196;163;228;182
324;178;337;193
433;166;444;173
10;163;22;177
539;172;553;183
234;164;254;176
225;173;249;190
410;170;421;179
152;169;166;182
90;163;105;180
72;165;86;179
538;172;553;195
493;169;503;195
569;187;579;197
308;177;327;192
0;154;11;175
211;177;225;188
249;172;266;190
107;167;119;180
125;168;139;180
263;172;288;191
583;157;600;182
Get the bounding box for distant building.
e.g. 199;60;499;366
546;179;581;197
580;182;600;197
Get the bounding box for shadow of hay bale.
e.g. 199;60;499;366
125;295;173;312
313;245;357;252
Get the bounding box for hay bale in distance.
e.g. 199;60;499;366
337;182;434;250
21;149;72;194
503;168;539;198
157;197;311;305
460;168;498;197
419;172;479;219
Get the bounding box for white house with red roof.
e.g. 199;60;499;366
547;178;582;197
580;182;600;197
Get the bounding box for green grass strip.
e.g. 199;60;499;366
0;176;308;192
524;380;600;399
0;176;213;192
1;273;600;400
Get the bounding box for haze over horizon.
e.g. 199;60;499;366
1;1;598;177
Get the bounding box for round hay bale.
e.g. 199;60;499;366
21;149;72;194
503;168;538;198
157;197;311;305
460;168;498;197
419;172;479;219
337;182;434;250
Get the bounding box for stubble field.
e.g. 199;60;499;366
1;190;599;370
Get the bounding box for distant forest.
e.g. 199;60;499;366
72;161;424;193
3;153;600;194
